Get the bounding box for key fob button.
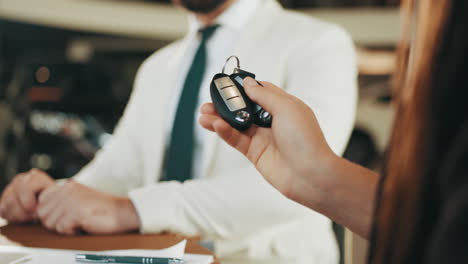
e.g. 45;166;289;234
210;56;272;131
220;87;240;100
214;76;246;111
227;97;246;111
233;75;245;86
213;77;234;90
260;110;271;120
236;111;250;123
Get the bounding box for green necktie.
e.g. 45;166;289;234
164;25;219;182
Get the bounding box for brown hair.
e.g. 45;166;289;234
368;0;468;263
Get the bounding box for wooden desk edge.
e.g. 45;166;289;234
0;224;219;263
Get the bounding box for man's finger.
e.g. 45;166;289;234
0;180;33;222
0;184;13;217
58;213;80;235
16;174;39;212
37;186;63;220
37;183;61;205
42;201;67;231
5;190;31;222
16;169;54;213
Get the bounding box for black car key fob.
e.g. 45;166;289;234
210;56;272;131
211;73;254;131
230;68;273;128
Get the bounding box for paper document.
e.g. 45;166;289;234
0;252;31;264
0;239;213;264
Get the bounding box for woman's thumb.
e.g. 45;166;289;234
243;77;286;115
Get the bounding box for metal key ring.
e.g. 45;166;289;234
222;55;240;74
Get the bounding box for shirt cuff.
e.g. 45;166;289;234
128;181;186;234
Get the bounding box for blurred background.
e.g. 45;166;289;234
0;0;400;263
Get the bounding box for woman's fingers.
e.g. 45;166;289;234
243;77;289;116
200;103;217;115
199;103;220;132
202;78;289;119
199;113;252;156
212;118;252;156
199;113;217;132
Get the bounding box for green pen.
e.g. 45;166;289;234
75;254;185;264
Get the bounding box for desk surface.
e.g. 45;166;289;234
0;224;215;260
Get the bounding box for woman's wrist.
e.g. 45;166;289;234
292;152;379;239
289;151;342;212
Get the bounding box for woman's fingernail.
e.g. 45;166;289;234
244;77;257;87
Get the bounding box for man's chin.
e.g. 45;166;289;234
178;0;228;14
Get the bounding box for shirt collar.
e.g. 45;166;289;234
188;0;263;34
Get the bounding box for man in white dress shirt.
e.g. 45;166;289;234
0;0;357;263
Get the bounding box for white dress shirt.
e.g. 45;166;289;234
165;0;262;179
75;0;357;263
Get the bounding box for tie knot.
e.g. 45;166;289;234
199;24;220;42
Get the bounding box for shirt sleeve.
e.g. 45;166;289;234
73;65;147;196
128;164;327;238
